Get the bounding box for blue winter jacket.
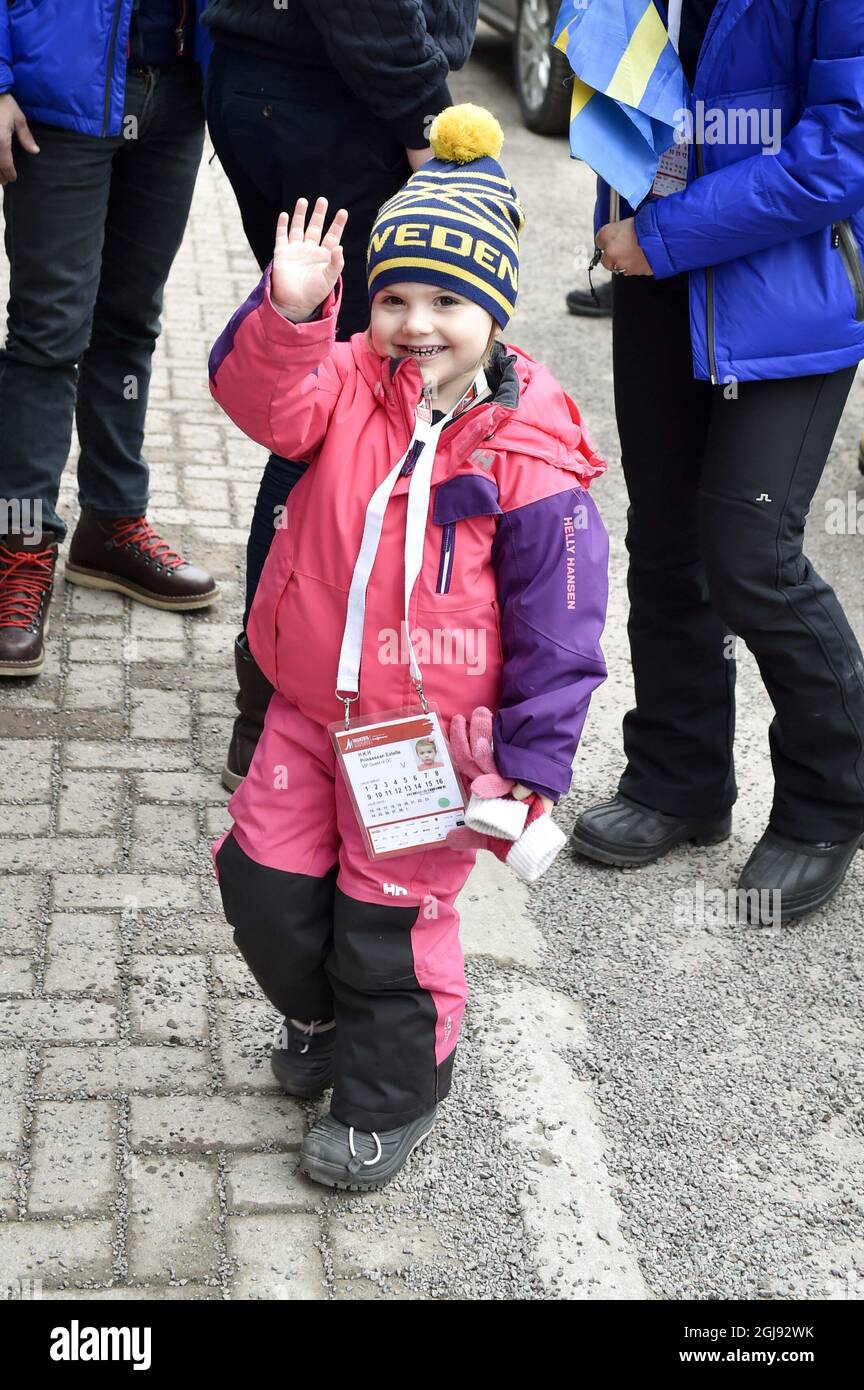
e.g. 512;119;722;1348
595;0;864;383
0;0;212;138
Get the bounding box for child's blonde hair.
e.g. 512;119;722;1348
481;322;501;370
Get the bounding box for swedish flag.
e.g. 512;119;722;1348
553;0;688;208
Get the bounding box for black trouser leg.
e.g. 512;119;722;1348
325;888;448;1133
699;366;864;841
75;64;205;518
215;832;338;1020
0;124;117;539
613;273;736;816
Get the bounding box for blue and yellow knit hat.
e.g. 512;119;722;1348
366;105;525;329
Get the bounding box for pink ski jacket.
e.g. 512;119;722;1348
209;270;609;801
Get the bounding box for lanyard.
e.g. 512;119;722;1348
335;369;489;726
666;0;683;52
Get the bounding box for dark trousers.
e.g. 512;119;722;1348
613;272;864;841
204;43;413;621
0;64;205;541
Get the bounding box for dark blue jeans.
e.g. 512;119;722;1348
204;43;414;623
0;63;205;541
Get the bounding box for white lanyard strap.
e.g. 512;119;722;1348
336;369;489;722
666;0;683;52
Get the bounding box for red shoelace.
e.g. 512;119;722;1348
110;517;185;570
0;543;55;629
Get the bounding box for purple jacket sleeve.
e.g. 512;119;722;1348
492;486;609;801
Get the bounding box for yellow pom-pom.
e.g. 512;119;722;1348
429;104;504;164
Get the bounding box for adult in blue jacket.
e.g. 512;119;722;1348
0;1;217;684
570;0;864;924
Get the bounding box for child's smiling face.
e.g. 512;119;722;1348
370;282;496;413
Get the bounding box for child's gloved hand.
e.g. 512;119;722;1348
270;196;348;322
446;707;566;882
447;791;566;884
448;707;528;841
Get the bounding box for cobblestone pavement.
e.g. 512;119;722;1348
2;30;864;1302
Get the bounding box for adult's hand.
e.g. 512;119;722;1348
406;146;435;173
0;94;40;185
595;217;653;276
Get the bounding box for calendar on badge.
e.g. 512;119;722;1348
329;706;468;860
649;139;690;198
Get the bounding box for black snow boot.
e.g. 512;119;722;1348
271;1018;335;1098
299;1107;437;1191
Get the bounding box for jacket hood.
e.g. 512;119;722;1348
348;334;607;490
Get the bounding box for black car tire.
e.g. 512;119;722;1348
514;0;572;135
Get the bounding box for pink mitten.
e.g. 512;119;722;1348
449;707;528;841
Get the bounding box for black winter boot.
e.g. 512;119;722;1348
222;631;274;791
300;1107;437;1191
571;792;732;867
271;1018;335;1097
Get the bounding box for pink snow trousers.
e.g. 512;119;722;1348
212;691;478;1131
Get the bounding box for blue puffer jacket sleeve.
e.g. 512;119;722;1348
491;487;609;802
635;0;864;277
0;5;12;92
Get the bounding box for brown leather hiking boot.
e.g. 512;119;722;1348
0;533;59;677
65;511;219;610
222;631;274;791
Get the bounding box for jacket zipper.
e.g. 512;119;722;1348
435;523;456;594
102;0;125;138
833;221;864;322
176;0;188;57
695;142;719;384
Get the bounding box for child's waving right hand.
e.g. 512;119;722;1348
270;197;348;322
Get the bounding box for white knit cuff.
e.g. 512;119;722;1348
506;815;567;883
465;791;528;842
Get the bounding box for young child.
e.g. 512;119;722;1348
209;105;609;1191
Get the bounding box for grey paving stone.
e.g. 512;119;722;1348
29;1100;115;1216
217;998;283;1092
0;999;116;1042
130;689;192;741
0;1219;113;1284
225;1153;320;1214
0;1159;17;1216
57;771;122;835
228;1214;327;1300
54;873;199;911
129;1095;303;1152
127;1155;220;1282
0;957;35;994
0;837;117;872
0;739;54;793
0;1048;26;1154
129;804;199;871
66;742;189;770
64;664;124;711
38;1044;209;1095
128;954;209;1041
0;876;42;949
44;913;119;995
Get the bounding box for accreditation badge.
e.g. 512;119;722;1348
650;140;690;198
329;705;468;860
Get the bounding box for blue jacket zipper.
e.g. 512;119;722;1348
101;0;125;138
